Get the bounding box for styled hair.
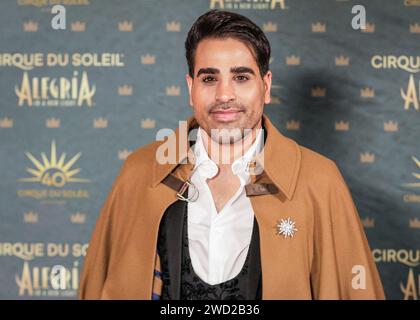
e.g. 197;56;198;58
185;9;271;78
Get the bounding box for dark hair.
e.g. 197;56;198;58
185;9;271;78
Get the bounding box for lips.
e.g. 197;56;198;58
210;109;244;122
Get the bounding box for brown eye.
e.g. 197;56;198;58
202;76;215;83
235;75;249;82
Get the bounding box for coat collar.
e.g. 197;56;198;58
151;114;301;201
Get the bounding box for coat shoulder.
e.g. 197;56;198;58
297;144;342;187
118;140;162;181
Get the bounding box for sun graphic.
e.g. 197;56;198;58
402;156;420;188
18;140;90;187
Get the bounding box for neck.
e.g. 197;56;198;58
201;119;262;166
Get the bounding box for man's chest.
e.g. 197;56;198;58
206;173;241;213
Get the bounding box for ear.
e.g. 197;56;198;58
185;73;193;107
263;70;272;105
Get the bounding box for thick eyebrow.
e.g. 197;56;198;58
196;67;219;77
230;66;255;76
196;66;256;78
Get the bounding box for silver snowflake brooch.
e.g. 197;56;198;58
275;217;298;238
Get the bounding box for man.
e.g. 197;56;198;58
79;10;385;300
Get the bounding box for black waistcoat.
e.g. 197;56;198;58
157;196;262;300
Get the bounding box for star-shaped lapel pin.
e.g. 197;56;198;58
275;217;298;238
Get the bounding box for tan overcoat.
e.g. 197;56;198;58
79;114;385;300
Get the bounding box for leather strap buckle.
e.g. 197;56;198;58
176;180;199;202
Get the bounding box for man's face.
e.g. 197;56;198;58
186;37;272;144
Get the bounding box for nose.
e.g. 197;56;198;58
215;79;236;104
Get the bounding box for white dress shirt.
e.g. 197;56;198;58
187;127;264;285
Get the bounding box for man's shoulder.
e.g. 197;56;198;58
127;139;161;165
298;144;336;170
297;143;342;187
117;139;162;180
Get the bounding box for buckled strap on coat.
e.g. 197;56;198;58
162;174;278;197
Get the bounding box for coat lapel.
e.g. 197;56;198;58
246;217;262;299
159;199;187;300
